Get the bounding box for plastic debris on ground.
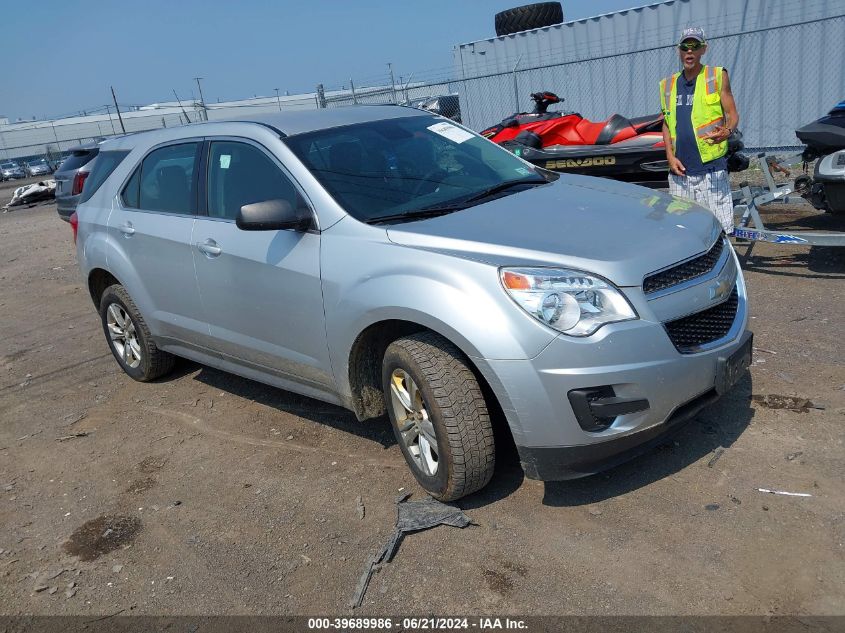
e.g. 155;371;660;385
4;180;56;209
350;492;472;608
757;488;813;497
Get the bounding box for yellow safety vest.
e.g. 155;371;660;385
660;65;727;164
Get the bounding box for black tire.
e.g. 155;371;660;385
495;2;563;37
99;284;175;382
382;332;495;501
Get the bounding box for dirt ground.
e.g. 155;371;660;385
1;177;843;617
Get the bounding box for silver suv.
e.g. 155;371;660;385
55;142;101;221
73;106;751;501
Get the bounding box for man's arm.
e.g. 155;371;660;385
703;69;739;144
663;120;686;176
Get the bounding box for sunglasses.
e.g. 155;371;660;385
678;41;704;52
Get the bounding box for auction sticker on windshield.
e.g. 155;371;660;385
428;121;474;144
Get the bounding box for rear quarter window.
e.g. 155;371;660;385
78;151;130;204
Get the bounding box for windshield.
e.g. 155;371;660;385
1;163;16;169
284;115;551;223
28;159;47;166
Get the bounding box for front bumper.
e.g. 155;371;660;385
520;328;752;479
477;255;750;481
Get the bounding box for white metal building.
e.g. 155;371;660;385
453;0;845;148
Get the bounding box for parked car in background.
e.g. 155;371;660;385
72;107;751;501
54;143;100;221
407;94;462;123
24;158;53;177
1;161;26;180
50;156;68;172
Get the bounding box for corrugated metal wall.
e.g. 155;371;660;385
453;0;845;149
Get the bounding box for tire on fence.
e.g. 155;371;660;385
494;2;564;37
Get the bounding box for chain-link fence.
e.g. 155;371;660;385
453;15;844;151
2;9;842;164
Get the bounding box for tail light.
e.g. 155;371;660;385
69;211;79;244
71;171;90;196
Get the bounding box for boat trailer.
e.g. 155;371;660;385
731;152;845;253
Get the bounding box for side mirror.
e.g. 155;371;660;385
236;198;311;231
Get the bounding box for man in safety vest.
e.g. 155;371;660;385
660;27;739;234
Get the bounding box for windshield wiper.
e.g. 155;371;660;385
364;207;462;225
363;178;547;225
461;177;547;205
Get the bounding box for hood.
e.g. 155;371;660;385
386;174;722;287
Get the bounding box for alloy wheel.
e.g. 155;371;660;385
106;303;142;369
389;368;439;476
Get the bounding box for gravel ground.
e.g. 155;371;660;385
0;175;843;617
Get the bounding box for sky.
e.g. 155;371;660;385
2;0;649;121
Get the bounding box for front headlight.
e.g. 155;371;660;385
500;267;637;336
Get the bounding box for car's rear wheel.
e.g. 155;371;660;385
382;332;495;501
99;284;175;382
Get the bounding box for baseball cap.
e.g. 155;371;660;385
678;27;706;44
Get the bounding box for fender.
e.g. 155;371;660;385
322;251;558;401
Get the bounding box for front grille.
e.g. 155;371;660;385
664;288;739;353
643;238;725;294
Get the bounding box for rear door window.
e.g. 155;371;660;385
78;151;130;203
122;167;141;208
123;142;200;214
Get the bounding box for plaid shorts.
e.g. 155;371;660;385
668;169;734;234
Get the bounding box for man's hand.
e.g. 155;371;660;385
702;125;732;144
668;156;686;176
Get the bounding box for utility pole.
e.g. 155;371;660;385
274;88;282;111
110;86;126;133
173;89;192;124
402;73;413;103
194;77;208;121
387;62;397;103
105;104;117;135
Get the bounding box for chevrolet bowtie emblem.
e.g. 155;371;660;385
709;276;733;301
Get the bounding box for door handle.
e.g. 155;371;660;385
119;222;135;236
197;239;222;257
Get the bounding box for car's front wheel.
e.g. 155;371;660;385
99;284;175;382
382;332;495;501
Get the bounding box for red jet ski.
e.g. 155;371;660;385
481;92;669;187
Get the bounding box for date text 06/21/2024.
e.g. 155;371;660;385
306;617;528;630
